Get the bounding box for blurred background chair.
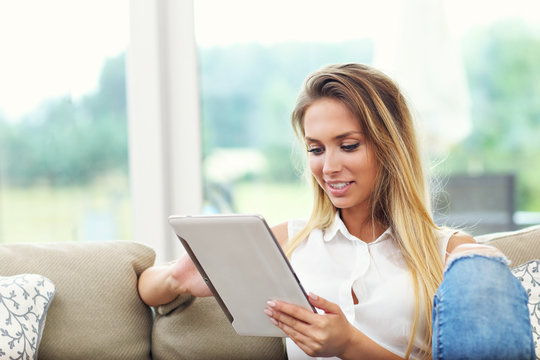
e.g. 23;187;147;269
433;173;517;236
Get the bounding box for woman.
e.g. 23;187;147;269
138;64;534;359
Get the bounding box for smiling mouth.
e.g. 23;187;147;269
327;182;352;190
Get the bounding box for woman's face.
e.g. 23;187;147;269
303;97;378;216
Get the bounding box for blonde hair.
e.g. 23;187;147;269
284;64;443;359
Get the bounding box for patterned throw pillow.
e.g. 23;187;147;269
0;274;56;359
512;259;540;359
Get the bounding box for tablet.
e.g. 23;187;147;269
168;214;314;337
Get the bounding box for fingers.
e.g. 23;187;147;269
267;299;316;322
266;311;311;344
264;295;351;358
264;302;324;357
307;292;342;315
264;293;338;327
264;297;331;340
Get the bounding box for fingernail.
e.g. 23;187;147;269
270;317;279;325
267;300;276;307
309;292;318;301
264;309;273;317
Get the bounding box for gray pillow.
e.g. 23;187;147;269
0;241;155;360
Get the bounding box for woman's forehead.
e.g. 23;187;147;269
303;99;361;134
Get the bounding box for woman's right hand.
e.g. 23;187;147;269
169;254;212;297
138;254;212;307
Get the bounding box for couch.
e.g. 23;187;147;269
0;225;539;359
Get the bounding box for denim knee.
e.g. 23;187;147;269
432;255;535;360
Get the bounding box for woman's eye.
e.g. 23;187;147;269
341;143;360;152
307;147;324;155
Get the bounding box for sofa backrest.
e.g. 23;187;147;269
477;225;540;267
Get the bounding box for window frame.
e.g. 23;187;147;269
127;0;202;261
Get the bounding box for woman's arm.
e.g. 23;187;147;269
265;293;402;359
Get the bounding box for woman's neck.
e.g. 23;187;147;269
340;209;386;243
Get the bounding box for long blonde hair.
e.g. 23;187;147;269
284;64;443;359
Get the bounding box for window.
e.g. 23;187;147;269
0;1;130;243
195;0;376;226
194;0;540;232
3;0;537;256
433;0;540;232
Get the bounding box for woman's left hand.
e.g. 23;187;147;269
264;293;355;358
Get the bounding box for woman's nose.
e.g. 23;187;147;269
322;149;342;174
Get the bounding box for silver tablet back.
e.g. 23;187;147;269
168;214;313;337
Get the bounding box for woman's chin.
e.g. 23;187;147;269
329;198;352;210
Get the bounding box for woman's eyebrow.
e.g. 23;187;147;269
305;131;362;142
335;131;362;140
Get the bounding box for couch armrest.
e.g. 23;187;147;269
0;241;155;360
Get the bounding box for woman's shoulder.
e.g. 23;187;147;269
271;219;308;248
436;227;476;258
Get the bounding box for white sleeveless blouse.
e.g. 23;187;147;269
286;214;452;360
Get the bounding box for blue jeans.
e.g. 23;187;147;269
432;255;535;359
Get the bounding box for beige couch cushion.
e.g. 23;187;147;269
0;241;155;360
152;295;287;360
477;225;540;267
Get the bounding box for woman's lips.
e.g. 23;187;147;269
326;181;353;195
